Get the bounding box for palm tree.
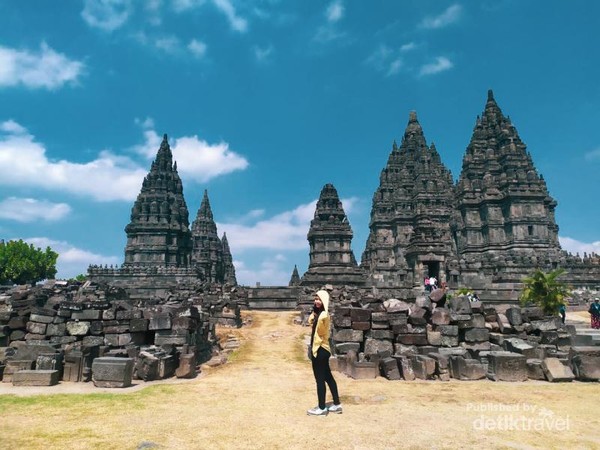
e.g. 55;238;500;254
519;268;571;316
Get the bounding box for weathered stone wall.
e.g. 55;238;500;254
311;287;600;382
0;280;244;386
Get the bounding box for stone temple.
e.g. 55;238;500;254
88;135;236;294
304;90;599;301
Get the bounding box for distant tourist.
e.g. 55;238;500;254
559;304;566;324
307;290;342;416
470;292;480;303
589;299;600;329
424;277;431;292
429;276;437;290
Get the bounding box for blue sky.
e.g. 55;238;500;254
1;0;599;286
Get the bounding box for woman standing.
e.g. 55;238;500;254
307;290;342;416
589;298;600;329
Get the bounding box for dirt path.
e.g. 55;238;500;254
1;311;599;450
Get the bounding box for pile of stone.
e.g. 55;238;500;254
324;287;599;383
0;280;244;388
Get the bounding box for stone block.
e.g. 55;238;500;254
158;355;177;379
496;314;514;334
463;328;490;343
396;333;428;346
487;351;528;381
371;312;389;322
431;308;451;326
352;321;371;331
116;309;143;320
408;307;427;325
530;318;559;332
449;296;472;314
437;325;458;336
428;353;449;372
394;343;417;356
383;299;410;313
457;357;487;380
415;296;432;311
26;321;47;335
503;338;537;359
380;357;401;380
388;313;408;326
349;361;378;380
46;323;66;336
569;346;600;381
393;355;415;381
427;330;442;346
72;310;102;321
368;330;394;340
505;307;523;326
176;354;197;378
335;342;360;354
12;370;60;386
155;330;190;346
541;357;574;382
392;323;410;334
29;313;55;324
540;331;559;345
135;353;159;381
411;355;436;380
92;357;134;388
3;360;34;383
82;336;105;347
333;315;351;328
66;321;91;336
333;329;363;343
350;308;371;322
526;358;546;380
364;338;393;358
522;306;544;321
149;314;172;331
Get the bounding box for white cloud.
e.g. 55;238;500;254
145;0;163;25
253;44;273;63
82;0;132;32
172;0;206;12
559;236;600;257
0;197;71;223
0;120;147;202
419;56;453;76
21;237;121;280
155;35;181;54
365;45;404;76
400;42;416;52
234;257;292;286
326;1;344;23
420;4;462;29
218;196;359;252
212;0;248;32
188;39;208;58
584;148;600;161
386;58;403;76
0;43;84;90
132;122;249;182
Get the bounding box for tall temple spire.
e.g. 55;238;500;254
124;134;192;267
301;184;365;286
454;90;560;277
361;111;455;288
221;232;237;285
191;189;226;283
289;265;300;286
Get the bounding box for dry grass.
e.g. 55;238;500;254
1;310;599;450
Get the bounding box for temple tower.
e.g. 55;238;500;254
301;184;366;286
124;134;192;267
289;265;300;286
221;232;237;285
191;190;225;283
454;90;561;282
361;112;456;287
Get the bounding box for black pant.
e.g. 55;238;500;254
311;347;340;409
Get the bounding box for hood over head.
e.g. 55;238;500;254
316;289;330;313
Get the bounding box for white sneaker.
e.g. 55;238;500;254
307;406;328;416
328;404;343;414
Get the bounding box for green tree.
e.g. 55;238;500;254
519;268;571;316
0;239;58;285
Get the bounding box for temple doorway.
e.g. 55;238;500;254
425;261;440;280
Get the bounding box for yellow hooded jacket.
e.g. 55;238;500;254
308;290;331;358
